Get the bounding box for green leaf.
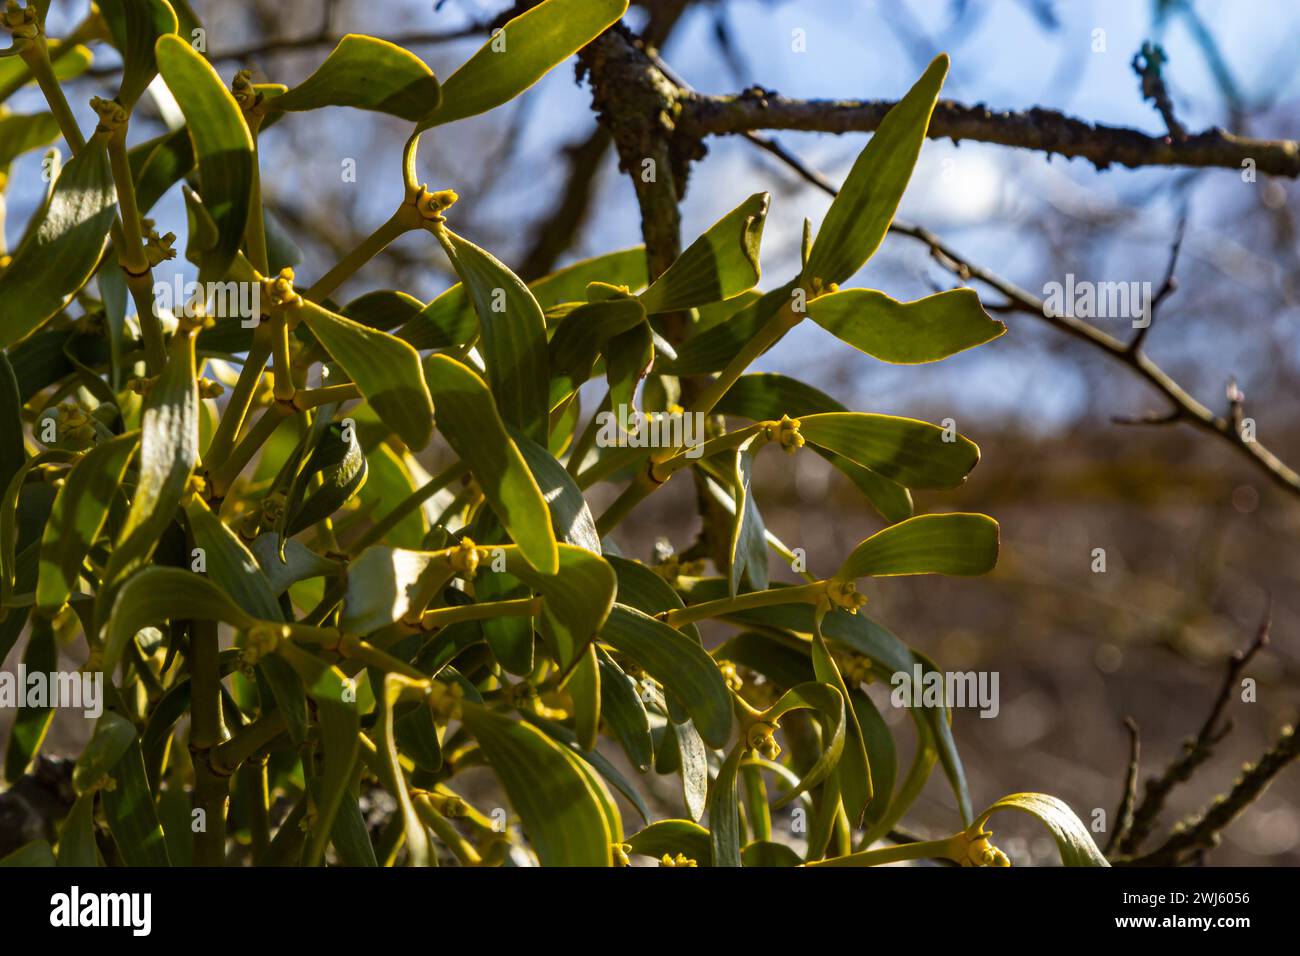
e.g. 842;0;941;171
423;354;557;574
811;621;871;826
639;192;769;314
297;299;434;450
728;439;768;595
102;738;171;866
661;279;797;376
708;743;745;868
0;841;55;866
764;681;847;808
853;690;898;830
340;545;445;634
798;412;980;490
804;54;948;287
807;288;1005;364
434;228;549;442
101;0;179;108
461;701;613;866
250;533;341;596
599;605;732;749
974;793;1110;867
183;497;281;621
0;138;117;350
3;617;56;782
836;512;1000;579
509;427;600;554
155;33;253;278
0;110;59;169
596;646;652;772
714;373;912;523
507;544;616;671
128;125;193;214
269;34;441;120
742;840;804;867
56;794;102;866
73;711;138;796
284;420;367;536
547;297;645;409
36;430;139;615
0;354;23;492
564;643;601;750
103;566;256;674
418;0;628;129
99;328;199;614
626;819;711;865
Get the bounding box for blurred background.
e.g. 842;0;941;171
6;0;1299;863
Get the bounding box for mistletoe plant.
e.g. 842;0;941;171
0;0;1108;867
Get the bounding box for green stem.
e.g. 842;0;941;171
565;389;609;477
190;619;228;866
106;131;167;374
209;401;292;498
805;835;962;868
348;461;468;555
203;339;272;472
684;299;802;419
419;596;541;630
306;208;412;302
210;711;286;776
20;37;84;152
662;582;825;629
292;382;360;410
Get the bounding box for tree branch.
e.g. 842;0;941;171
680;90;1300;178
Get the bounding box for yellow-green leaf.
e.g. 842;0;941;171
639;192;769;314
798;412;980;490
804;54;948;286
807;288;1005;364
36;430;139;615
836;512;999;580
155;33;253;278
418;0;628;129
297;299;433;450
269;34;441;121
461;701;613;866
0;138;117;349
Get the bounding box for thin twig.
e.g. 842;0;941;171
1105;717;1142;856
1117;599;1272;856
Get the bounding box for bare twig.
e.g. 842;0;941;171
679;91;1300;178
1132;41;1187;141
1127;212;1186;354
1105;717;1142;855
1117;601;1272;857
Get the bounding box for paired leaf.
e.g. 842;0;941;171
836;512;1000;579
424;354;557;574
36;431;140;615
296;299;434;450
0;138;117;349
102;0;179;108
807;288;1005;364
419;0;628;129
269;34;441;120
599;605;732;748
155;33;253;278
434;228;549;442
973;793;1110;867
804;54;948;286
639;192;769;314
461;701;613;866
798;412;979;489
